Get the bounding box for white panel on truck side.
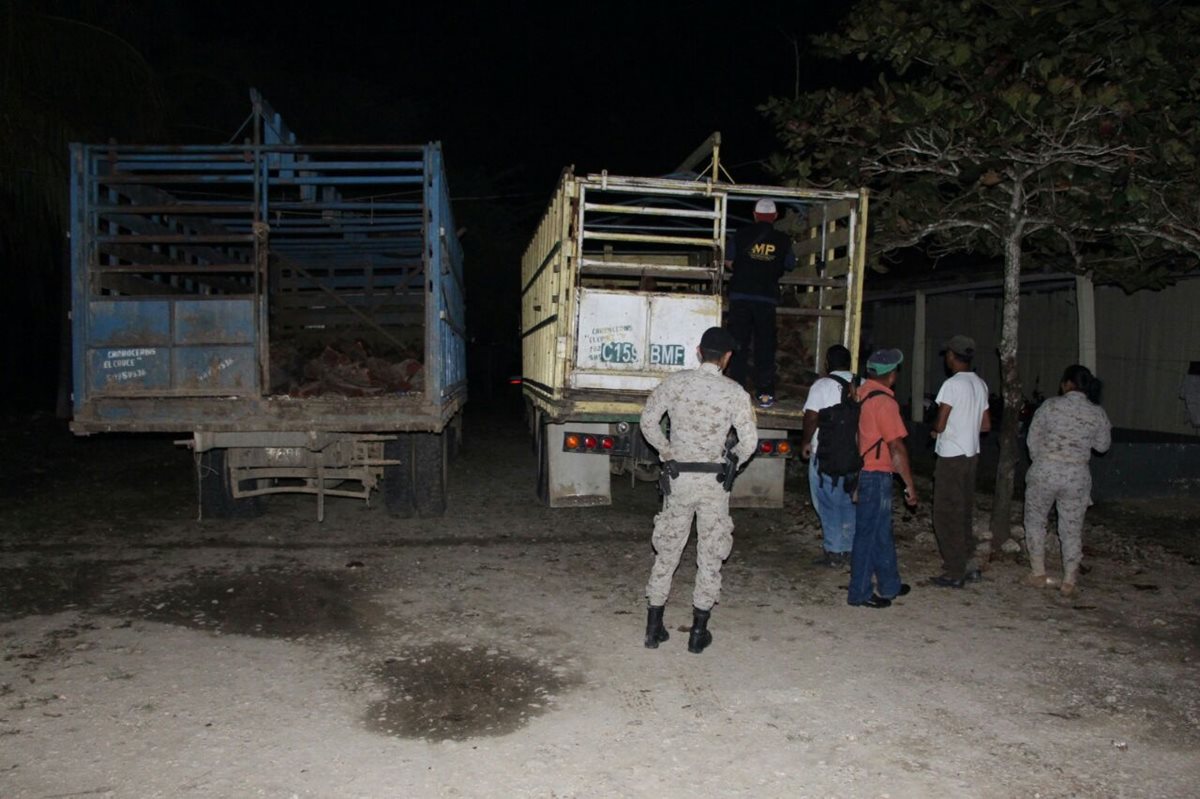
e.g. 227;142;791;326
646;295;722;372
574;290;649;371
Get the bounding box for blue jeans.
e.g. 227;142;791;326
848;470;903;605
808;458;855;554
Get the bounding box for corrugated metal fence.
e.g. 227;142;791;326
866;276;1199;437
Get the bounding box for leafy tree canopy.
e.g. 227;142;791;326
763;0;1200;289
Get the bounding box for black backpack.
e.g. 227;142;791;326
815;376;888;493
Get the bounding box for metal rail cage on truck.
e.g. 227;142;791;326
521;137;867;508
69;91;466;520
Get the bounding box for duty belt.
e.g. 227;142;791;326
658;459;736;496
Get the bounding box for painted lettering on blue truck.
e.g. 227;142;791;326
101;347;157;383
649;344;685;366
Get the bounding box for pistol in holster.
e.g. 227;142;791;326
658;459;681;496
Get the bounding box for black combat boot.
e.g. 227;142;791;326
687;606;713;654
644;605;669;649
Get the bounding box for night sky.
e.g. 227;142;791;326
158;2;846;181
4;0;851;410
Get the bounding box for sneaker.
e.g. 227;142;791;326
757;393;776;409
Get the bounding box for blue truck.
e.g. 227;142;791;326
68;92;466;520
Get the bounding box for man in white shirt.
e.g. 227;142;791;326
929;335;991;588
800;345;856;567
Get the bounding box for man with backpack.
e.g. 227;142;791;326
800;344;858;567
848;349;917;609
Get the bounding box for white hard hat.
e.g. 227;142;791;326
754;198;777;215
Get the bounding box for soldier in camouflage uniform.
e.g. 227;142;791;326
640;327;758;654
1024;365;1112;596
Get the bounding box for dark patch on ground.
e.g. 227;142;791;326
0;559;128;619
108;568;384;639
364;642;578;741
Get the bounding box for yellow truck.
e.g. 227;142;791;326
521;139;867;507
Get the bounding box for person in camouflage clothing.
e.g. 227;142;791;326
640;327;758;654
1023;364;1112;596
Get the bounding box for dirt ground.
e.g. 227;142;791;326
1;409;1198;799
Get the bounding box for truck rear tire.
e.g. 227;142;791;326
197;449;263;520
413;432;447;517
383;436;416;517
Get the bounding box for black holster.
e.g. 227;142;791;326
658;460;681;496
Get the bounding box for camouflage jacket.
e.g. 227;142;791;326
640;363;758;466
1028;391;1112;465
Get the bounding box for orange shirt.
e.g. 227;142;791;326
857;378;907;472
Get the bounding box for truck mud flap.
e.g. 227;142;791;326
537;421;611;508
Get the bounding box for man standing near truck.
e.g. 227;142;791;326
800;344;857;567
848;348;917;609
725;199;796;409
640;327;758;654
929;334;991;588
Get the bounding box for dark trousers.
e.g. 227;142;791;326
848;470;902;604
728;299;777;395
933;454;979;579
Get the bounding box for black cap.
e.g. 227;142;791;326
700;326;738;353
941;334;976;358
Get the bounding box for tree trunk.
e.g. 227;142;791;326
989;229;1024;550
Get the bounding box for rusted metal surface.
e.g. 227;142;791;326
69;392;464;434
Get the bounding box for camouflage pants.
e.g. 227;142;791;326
645;473;735;611
1023;461;1091;578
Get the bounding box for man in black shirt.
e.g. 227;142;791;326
725;198;795;409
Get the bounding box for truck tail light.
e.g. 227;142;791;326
757;438;792;457
562;431;629;455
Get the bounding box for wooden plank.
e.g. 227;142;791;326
98;271;254;296
272;309;425;328
100;213;251;264
776;307;845;318
99;274;186;296
779;274;848;288
792;226;851;257
796;254;850;277
579;262;717;281
807;200;854;227
106;183;252;238
98;242;179;266
272;293;423;309
95;263;254;274
95;203;255;215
